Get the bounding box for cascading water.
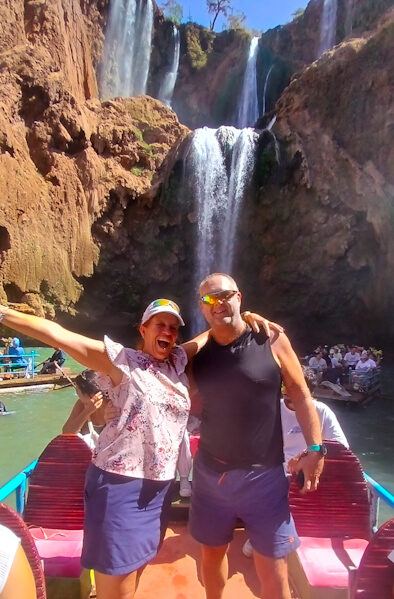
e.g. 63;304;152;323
318;0;338;57
158;25;180;107
98;0;153;100
262;64;274;115
236;37;260;128
186;126;258;334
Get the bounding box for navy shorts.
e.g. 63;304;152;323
81;464;174;575
189;453;300;559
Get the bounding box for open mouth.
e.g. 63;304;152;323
157;339;170;350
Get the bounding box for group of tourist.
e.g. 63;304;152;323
306;343;379;385
0;273;340;599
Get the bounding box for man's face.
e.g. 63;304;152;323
199;275;241;328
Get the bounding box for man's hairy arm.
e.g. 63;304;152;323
271;332;324;492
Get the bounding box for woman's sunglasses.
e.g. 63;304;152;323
200;290;238;306
151;299;181;313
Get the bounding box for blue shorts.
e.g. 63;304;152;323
81;464;174;575
189;453;300;558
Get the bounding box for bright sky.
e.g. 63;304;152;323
172;1;311;32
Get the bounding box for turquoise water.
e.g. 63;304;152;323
0;349;393;521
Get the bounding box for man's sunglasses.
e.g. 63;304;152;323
152;299;181;313
200;290;238;306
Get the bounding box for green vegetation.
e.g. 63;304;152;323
131;166;145;177
185;24;215;70
159;0;183;25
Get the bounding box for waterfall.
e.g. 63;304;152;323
318;0;338;57
98;0;153;100
158;25;180;107
262;64;274;115
219;129;259;270
187;126;258;334
236;37;260;128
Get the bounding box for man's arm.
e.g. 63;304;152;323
271;332;324;493
0;306;122;385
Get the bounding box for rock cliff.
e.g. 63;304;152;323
239;8;394;346
0;0;188;331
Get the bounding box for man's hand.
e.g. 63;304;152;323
242;311;284;336
287;451;324;494
104;400;121;424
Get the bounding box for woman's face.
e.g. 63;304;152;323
139;313;180;360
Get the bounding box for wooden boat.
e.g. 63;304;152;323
0;437;393;599
312;369;381;405
0;370;77;393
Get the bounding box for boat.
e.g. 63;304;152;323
0;350;77;393
312;368;381;405
0;437;393;599
0;371;77;393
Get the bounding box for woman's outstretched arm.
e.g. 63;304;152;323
0;306;122;384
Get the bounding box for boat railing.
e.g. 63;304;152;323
0;351;39;378
0;461;393;532
0;460;37;513
348;367;380;392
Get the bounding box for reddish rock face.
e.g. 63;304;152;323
0;0;188;319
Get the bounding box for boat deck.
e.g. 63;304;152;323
135;524;262;598
0;371;77;392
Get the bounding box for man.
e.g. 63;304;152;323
39;347;66;374
344;345;360;370
189;273;324;599
243;367;349;557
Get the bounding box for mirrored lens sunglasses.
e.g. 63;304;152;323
200;290;238;306
152;299;180;313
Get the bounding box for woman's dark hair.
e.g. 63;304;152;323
75;369;100;397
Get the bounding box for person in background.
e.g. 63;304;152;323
62;369;106;449
344;346;360;370
39;347;66;374
0;524;37;599
355;350;376;372
243;367;348;557
177;415;201;498
0;401;7;413
331;346;343;361
8;338;27;368
308;351;327;373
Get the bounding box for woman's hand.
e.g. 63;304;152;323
242;311;284;336
80;391;103;416
104;400;121;424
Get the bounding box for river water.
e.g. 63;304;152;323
0;349;393;522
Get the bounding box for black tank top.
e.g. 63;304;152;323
192;326;284;471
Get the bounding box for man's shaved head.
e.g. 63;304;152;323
199;273;238;295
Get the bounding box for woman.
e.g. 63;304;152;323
62;369;106;449
0;300;273;599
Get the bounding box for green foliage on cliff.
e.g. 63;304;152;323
185;24;215;70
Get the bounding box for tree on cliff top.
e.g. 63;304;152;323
159;0;183;25
207;0;233;31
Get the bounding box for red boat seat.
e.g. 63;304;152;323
23;434;92;594
24;434;92;531
29;528;84;578
288;441;372;599
349;518;394;599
